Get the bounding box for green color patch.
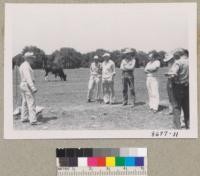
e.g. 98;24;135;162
115;157;125;166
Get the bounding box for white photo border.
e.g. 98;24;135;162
4;3;198;139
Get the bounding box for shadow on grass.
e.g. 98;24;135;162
158;105;168;112
135;102;146;106
37;114;58;123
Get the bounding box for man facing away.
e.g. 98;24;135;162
102;53;116;104
120;48;136;107
19;52;39;125
167;49;189;129
87;55;102;102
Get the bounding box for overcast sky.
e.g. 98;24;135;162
6;3;192;56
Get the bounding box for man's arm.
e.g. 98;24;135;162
124;59;136;70
145;61;160;72
120;60;125;70
24;67;37;92
112;62;116;76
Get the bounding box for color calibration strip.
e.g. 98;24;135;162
56;148;147;176
56;148;147;167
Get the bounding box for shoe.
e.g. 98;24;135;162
105;101;110;104
123;102;128;106
21;119;29;123
30;121;42;125
87;99;91;103
131;104;135;108
153;110;158;113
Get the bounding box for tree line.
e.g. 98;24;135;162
12;46;167;69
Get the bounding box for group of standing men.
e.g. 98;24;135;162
87;48;136;106
87;48;189;129
17;48;189;129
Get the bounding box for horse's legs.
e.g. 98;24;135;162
44;71;49;81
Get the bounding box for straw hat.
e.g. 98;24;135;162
102;53;110;57
93;55;99;59
173;48;185;57
23;52;35;58
164;52;174;62
123;48;132;54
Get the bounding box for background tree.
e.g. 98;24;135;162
22;46;46;69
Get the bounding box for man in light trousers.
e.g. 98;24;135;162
102;53;116;104
19;52;39;125
120;48;136;106
144;51;161;113
87;55;102;102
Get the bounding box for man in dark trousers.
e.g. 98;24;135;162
167;48;189;129
120;48;136;107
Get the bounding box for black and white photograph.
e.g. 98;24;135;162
4;3;197;138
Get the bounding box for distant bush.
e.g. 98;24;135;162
13;46;168;69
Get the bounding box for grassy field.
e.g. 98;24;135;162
13;67;174;130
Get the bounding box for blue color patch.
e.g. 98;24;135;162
135;157;144;166
125;157;135;166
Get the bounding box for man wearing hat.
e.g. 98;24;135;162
102;53;116;104
19;52;38;125
166;48;189;129
120;48;136;106
164;52;176;115
144;51;161;113
87;55;102;102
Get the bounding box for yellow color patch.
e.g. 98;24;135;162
106;157;115;167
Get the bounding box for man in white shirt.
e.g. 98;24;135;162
19;52;38;125
144;51;161;113
120;48;136;106
102;53;116;104
87;55;102;102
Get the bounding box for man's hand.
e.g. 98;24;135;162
32;88;38;94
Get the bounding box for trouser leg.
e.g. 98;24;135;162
109;80;115;104
21;92;29;121
122;77;128;104
87;77;95;100
173;85;182;129
102;80;109;103
128;76;136;104
26;92;37;123
146;77;153;109
182;86;189;129
96;78;101;100
149;77;159;111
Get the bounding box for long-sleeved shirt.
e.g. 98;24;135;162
144;60;160;77
168;56;189;84
19;61;37;92
102;60;116;80
90;62;102;77
120;58;136;77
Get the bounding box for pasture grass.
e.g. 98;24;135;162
13;67;174;130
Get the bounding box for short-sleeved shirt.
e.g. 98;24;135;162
120;58;136;77
102;60;116;80
169;56;189;84
144;60;160;77
90;62;102;77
